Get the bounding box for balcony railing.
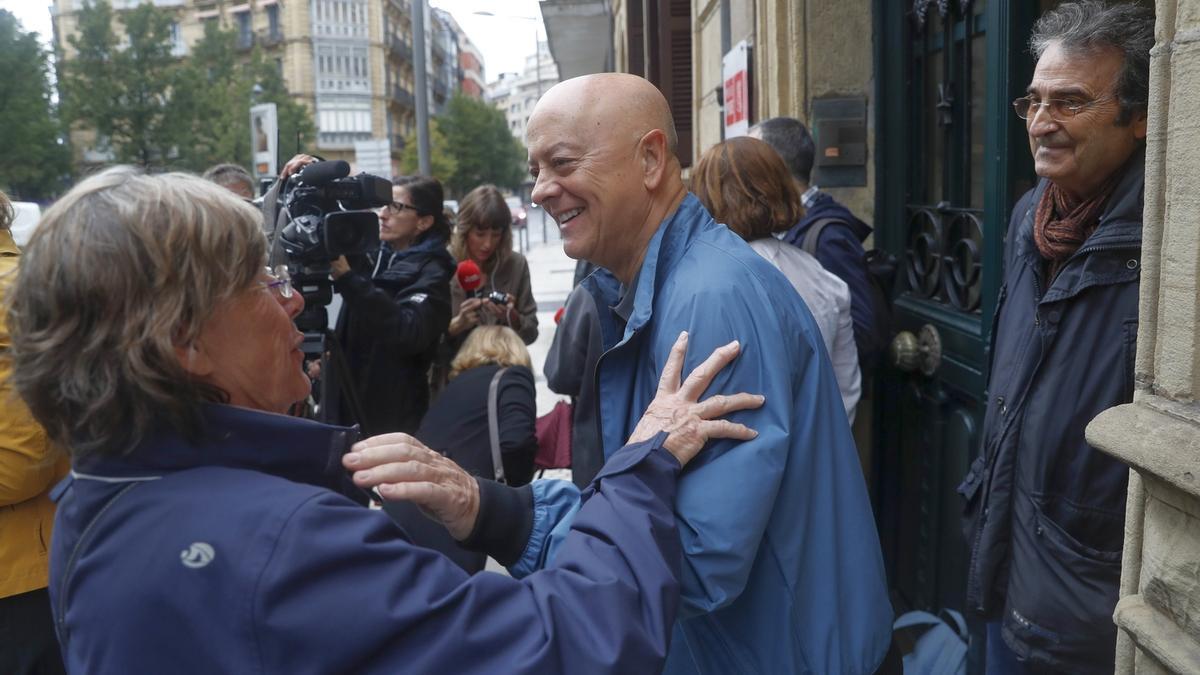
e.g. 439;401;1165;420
431;40;449;64
259;28;284;47
432;78;450;101
389;35;412;65
390;85;415;108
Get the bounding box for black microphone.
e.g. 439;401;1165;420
296;160;351;186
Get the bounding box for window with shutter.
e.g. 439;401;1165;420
640;0;693;166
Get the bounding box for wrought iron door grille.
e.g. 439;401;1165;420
905;204;984;312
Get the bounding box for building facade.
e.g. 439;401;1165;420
458;31;486;99
487;41;559;141
51;0;463;176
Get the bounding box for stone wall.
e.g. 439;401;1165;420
689;0;875;225
1086;0;1200;670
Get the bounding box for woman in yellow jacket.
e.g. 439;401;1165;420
0;191;68;674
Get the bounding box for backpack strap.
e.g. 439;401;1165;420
487;367;509;484
800;217;845;255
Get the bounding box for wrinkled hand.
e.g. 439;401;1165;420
343;433;480;540
628;332;764;467
280;154;318;181
330;255;351;279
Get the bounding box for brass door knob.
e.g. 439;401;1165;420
890;324;943;376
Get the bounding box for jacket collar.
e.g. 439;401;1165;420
1016;149;1145;264
583;193;716;347
72;404;359;492
0;230;17;257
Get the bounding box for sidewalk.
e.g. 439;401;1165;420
518;209;577;417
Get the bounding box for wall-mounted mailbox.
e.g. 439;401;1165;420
811;97;868;187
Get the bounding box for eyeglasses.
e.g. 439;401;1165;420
387;201;422;214
1012;93;1114;122
260;265;294;299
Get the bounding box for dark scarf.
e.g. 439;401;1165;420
1033;173;1120;280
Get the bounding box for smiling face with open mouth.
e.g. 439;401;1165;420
526;99;651;271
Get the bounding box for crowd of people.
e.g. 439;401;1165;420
0;1;1156;673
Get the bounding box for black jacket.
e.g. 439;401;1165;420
330;235;455;435
544;284;604;488
782;192;880;367
384;365;538;573
959;155;1143;672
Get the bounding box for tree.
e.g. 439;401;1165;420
399;118;457;182
61;1;182;168
172;22;314;173
0;11;70;200
59;2;313;174
437;93;526;196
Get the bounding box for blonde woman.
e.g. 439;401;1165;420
386;326;538;572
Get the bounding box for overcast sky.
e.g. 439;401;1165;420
0;0;545;84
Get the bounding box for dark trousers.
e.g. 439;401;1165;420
0;588;65;675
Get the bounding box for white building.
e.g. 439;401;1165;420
487;41;558;142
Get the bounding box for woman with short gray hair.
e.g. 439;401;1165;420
8;167;763;673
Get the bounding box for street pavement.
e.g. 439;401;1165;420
517;207;577;417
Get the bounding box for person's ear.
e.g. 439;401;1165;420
1132;109;1148;141
416;213;435;233
173;337;215;378
639;129;671;191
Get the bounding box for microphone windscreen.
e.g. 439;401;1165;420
456;260;483;293
296;160;351;186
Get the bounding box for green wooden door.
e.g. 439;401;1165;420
871;0;1039;649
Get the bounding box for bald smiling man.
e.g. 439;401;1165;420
523;74;892;674
393;74;893;674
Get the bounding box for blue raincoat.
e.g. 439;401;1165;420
513;194;892;674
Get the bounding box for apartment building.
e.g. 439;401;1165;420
51;0;462;174
487;41;558;142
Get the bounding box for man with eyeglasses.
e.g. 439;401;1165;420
959;2;1152;672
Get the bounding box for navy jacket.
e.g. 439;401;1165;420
331;235;454;435
49;405;685;674
959;155;1142;672
782;192;878;366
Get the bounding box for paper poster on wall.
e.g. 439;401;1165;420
250;103;278;179
723;40;751;138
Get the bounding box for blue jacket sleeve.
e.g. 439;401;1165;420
254;435;682;675
649;274;800;616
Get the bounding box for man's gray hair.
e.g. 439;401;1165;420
202;162;255;195
1030;1;1154;125
748;117;816;185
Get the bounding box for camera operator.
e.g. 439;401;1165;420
325;176;455;435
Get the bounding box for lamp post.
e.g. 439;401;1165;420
414;0;431;175
474;10;548;243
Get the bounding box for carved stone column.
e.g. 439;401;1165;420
1086;0;1200;671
